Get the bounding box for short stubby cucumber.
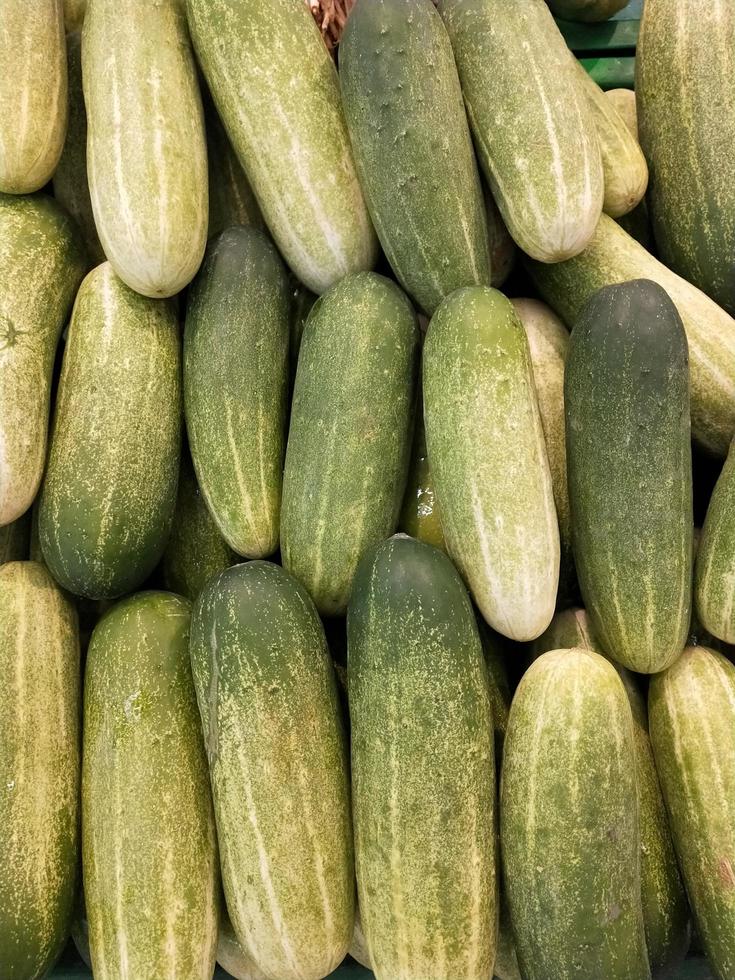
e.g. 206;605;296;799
0;513;30;565
423;286;559;641
437;0;603;262
204;97;263;240
187;0;377;295
546;0;628;22
348;535;497;980
184;227;290;559
83;592;219;980
281;272;418;616
695;440;735;645
39;263;181;600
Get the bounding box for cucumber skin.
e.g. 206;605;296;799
83;592;219;980
423;286;559;642
184;227;290;559
340;0;491;316
565;279;692;673
501;648;650;980
398;405;446;552
0;513;31;565
187;0;377;295
217;915;269;980
0;562;80;980
547;0;628;22
649;647;735;980
348;535;497;980
281;272;419;616
695;441;735;644
0;194;87;528
190;561;354;980
204;99;263;240
39;263;181;600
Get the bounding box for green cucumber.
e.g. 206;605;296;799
486;189;517;290
501;647;650;980
39;263;181;600
83;592;219;979
63;0;86;31
0;561;80;979
0;513;31;565
205;97;263;240
349;908;372;971
599;92;654;250
437;0;603;262
479;621;512;761
281;272;418;616
186;0;377;295
217;914;268;980
0;193;87;527
82;0;207;298
340;0;491;315
695;440;735;644
348;535;497;980
423;286;559;641
190;561;353;979
398;404;446;552
289;283;317;386
184;227;290;559
649;646;735;980
606;89;638;138
546;0;628;22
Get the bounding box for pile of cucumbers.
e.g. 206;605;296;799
2;0;735;978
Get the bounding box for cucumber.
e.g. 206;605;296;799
606;88;639;139
0;512;31;565
0;561;80;979
205;97;263;240
599;92;654;250
82;0;207;298
398;404;446;552
546;0;628;22
479;621;512;761
695;440;735;645
0;193;87;528
486;190;517;290
501;648;650;980
186;0;377;295
423;286;559;641
348;535;497;980
349;908;372;971
0;1;67;193
281;272;418;616
190;561;353;979
637;0;735;315
289;283;317;386
437;0;603;263
63;0;86;31
340;0;491;315
83;591;219;979
217;914;268;980
39;263;181;600
184;227;290;559
649;646;735;980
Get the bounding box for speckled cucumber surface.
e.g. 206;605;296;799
205;102;263;240
695;440;735;645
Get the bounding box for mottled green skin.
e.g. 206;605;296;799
39;263;181;600
205;101;263;240
423;287;559;641
637;0;735;315
398;403;446;552
565;280;692;672
184;227;290;558
281;273;418;616
340;0;490;315
190;562;354;979
547;0;628;22
696;441;735;645
0;512;30;565
83;592;219;980
437;0;603;263
217;914;268;980
348;536;497;980
649;647;735;980
187;0;377;295
0;562;80;980
501;648;650;980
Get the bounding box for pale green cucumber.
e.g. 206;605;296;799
83;0;207;297
217;914;268;980
695;440;735;645
600;91;654;250
437;0;603;262
0;512;30;564
205;98;263;240
423;286;559;641
486;189;517;289
64;0;86;31
0;561;80;979
606;89;639;139
547;0;628;22
349;908;372;971
187;0;377;294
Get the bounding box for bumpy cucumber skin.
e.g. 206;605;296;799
340;0;491;315
204;99;263;240
184;227;290;559
187;0;377;295
0;562;80;980
83;592;219;980
281;272;419;616
547;0;628;22
695;441;735;644
501;648;650;980
348;535;497;980
39;263;181;600
423;286;559;642
565;279;692;673
0;512;31;565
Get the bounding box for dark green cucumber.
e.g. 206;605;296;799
695;441;735;645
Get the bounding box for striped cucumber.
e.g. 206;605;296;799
82;0;207;298
398;402;446;552
186;0;377;295
39;263;181;600
217;915;268;980
340;0;491;315
695;440;735;645
190;561;353;980
423;286;559;641
0;513;30;565
281;272;418;616
0;561;80;979
547;0;628;21
184;227;290;558
437;0;603;262
83;592;219;979
0;193;87;527
501;648;650;980
204;96;262;240
348;535;497;980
